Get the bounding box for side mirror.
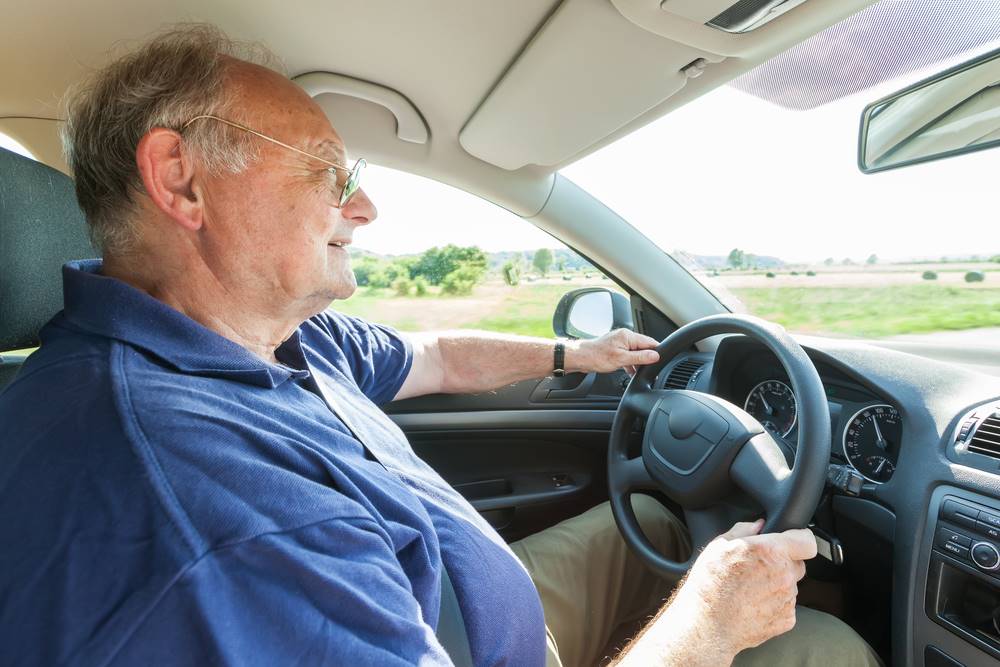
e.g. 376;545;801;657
552;288;633;339
859;45;1000;173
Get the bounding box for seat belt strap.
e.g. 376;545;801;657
437;564;474;667
312;374;475;665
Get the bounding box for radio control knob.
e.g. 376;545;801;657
971;542;1000;570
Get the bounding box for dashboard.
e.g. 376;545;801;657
658;338;906;484
656;333;1000;667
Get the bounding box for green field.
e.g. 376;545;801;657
336;281;594;337
335;280;1000;339
732;285;1000;337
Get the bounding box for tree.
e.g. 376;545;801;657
866;254;878;265
727;248;745;270
533;248;553;276
823;257;834;266
412;245;487;285
441;264;484;296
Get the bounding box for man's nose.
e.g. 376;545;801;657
342;188;376;226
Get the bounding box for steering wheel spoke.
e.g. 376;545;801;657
621;456;656;490
730;432;792;518
621;387;671;417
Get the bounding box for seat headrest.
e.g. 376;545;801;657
0;147;95;351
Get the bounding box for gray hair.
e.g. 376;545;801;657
62;25;283;256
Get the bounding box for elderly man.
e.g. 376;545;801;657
0;26;880;667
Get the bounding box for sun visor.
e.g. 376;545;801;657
459;0;719;171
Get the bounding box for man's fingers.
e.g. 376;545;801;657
627;331;660;350
626;349;661;366
772;528;819;560
722;518;764;540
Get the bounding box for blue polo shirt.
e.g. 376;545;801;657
0;260;545;666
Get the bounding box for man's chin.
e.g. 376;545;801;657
328;274;358;301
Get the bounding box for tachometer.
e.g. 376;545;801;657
744;380;797;438
843;404;901;483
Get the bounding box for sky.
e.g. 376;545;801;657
350;36;1000;265
5;26;998;266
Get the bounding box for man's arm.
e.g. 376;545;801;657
613;520;818;667
392;328;661;401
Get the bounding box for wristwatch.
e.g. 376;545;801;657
553;341;566;377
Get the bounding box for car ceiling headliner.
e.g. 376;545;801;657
1;0;878;214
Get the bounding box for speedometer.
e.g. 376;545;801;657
843;404;901;483
744;380;797;438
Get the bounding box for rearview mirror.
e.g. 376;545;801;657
859;46;1000;173
552;288;633;339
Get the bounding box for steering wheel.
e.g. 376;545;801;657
608;314;831;578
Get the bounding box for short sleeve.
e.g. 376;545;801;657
107;517;452;667
307;311;413;405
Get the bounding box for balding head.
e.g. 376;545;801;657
69;24;377;350
63;25;282;256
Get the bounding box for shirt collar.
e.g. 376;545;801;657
60;259;311;389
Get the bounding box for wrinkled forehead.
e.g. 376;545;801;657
225;59;350;163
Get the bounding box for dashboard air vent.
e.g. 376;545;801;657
664;359;705;390
968;414;1000;459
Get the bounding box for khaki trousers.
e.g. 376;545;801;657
510;496;883;667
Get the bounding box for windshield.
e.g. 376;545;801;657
563;0;1000;348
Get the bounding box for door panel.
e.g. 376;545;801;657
387;371;633;541
406;428;611;542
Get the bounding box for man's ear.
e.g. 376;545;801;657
135;128;204;232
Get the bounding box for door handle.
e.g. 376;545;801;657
529;372;597;401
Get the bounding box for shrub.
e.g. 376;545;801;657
922;271;938;280
367;270;391;288
790;271;799;276
766;272;776;278
392;277;412;297
965;271;986;283
441;263;483;296
501;260;521;286
352;256;383;286
806;270;816;277
413;276;428;296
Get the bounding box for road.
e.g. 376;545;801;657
868;328;1000;376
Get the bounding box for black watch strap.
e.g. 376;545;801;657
553;341;566;377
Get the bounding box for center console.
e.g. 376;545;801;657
921;488;1000;665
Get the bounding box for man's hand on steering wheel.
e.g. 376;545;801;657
677;519;818;654
566;328;661;375
615;519;819;666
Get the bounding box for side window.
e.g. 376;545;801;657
335;165;619;337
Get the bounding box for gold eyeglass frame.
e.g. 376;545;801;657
180;114;366;208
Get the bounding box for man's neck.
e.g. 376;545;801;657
102;254;301;365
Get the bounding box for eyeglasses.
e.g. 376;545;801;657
180;114;366;208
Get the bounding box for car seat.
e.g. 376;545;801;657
0;146;94;389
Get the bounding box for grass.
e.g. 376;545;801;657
335;280;1000;340
335;281;606;337
731;285;1000;337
